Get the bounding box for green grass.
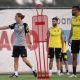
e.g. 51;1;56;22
0;74;80;80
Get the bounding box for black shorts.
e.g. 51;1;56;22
12;46;27;57
48;48;61;59
71;40;80;54
60;53;68;61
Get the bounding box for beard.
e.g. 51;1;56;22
53;24;57;26
72;13;76;16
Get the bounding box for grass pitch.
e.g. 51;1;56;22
0;74;80;80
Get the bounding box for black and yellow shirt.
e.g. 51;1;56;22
49;26;62;48
72;16;80;40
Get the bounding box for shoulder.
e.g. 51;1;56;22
9;23;17;29
57;26;62;30
72;16;76;20
23;23;28;26
23;23;29;33
10;23;16;26
77;16;80;19
58;27;64;33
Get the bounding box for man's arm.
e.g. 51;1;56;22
0;26;10;30
27;32;32;50
68;26;73;45
61;29;65;52
27;32;32;44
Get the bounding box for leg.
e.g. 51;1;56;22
22;57;32;69
72;53;77;75
10;57;19;77
14;58;19;76
20;46;37;77
60;60;63;73
64;61;68;71
63;53;69;73
60;54;63;73
14;57;19;71
70;53;77;77
64;61;69;74
56;58;61;72
49;58;54;76
71;40;79;76
22;57;37;77
48;48;54;76
49;58;54;70
55;48;62;75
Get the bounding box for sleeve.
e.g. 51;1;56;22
9;23;16;29
24;23;30;33
26;24;29;33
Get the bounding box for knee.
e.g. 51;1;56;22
22;58;26;63
73;54;77;60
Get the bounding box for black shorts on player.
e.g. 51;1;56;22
71;40;80;54
12;46;27;57
48;48;61;59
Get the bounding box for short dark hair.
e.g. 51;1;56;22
16;13;25;20
52;17;58;21
72;6;80;10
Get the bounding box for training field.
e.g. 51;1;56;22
0;74;80;80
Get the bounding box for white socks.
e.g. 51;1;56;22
57;70;60;74
32;67;35;71
15;71;18;76
49;70;52;76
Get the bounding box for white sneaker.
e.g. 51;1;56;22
70;74;77;78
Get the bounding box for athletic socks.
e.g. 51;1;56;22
73;66;76;75
57;70;60;74
49;70;52;76
60;69;63;73
32;67;35;72
15;71;18;76
66;70;68;73
31;67;37;77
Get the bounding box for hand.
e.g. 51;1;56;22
27;43;32;50
68;39;71;46
61;47;64;53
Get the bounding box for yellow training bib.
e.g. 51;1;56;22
72;16;80;40
62;41;67;53
49;26;62;48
